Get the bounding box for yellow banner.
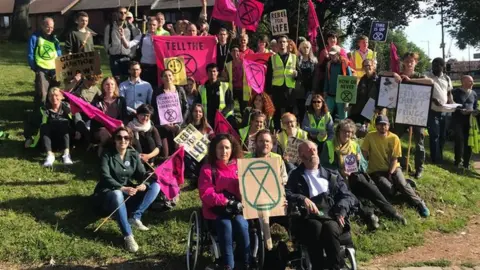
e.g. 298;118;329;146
164;56;187;85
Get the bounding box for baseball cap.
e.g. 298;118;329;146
126;12;133;18
375;115;389;125
328;45;341;55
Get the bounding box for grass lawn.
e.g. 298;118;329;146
0;41;479;268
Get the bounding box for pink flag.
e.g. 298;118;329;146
214;110;241;142
235;0;264;31
153;36;217;84
243;59;266;94
212;0;237;22
308;0;320;41
62;91;122;133
155;147;185;200
390;42;400;73
244;52;272;66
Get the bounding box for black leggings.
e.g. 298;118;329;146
41;121;71;152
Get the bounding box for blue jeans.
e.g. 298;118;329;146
103;182;161;237
326;95;347;120
427;111;446;163
215;215;250;268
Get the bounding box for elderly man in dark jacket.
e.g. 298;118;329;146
286;140;357;270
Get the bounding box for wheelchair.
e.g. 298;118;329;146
186;209;266;270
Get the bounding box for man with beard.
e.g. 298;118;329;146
361;115;430;217
286;140;356;270
348;59;379;124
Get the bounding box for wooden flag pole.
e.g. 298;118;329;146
258;211;273;250
406;126;413;175
295;0;302;44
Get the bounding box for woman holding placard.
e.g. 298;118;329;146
198;134;250;270
153;69;187;155
320;119;407;229
302;94;334;151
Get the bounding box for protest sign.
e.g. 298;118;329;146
270;9;289;35
361;98;376;120
336;75;358;104
243;59;266;94
174;125;210;162
156;92;183;125
344;154;359;174
55;52;101;81
247;135;256;153
395;82;433;127
369;21;389;42
235;0;264;31
164;56;187;85
284;137;304;164
153;36;217;83
377;76;399;108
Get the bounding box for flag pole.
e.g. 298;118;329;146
296;0;302;44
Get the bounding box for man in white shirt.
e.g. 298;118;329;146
425;57;453;164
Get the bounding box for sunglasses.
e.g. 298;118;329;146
312;100;323;104
115;135;130;141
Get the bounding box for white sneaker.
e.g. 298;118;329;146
128;218;149;231
62;154;73;165
124;235;139;252
43;154;55;167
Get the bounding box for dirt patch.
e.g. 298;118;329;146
368;215;480;267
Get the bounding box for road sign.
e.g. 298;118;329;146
369;21;389;42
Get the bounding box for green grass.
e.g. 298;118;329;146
0;41;480;268
395;259;452;268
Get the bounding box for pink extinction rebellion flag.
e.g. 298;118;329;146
62;91;122;133
212;0;237;22
390;42;400;73
243;59;266;94
214;110;241;142
235;0;264;31
155;147;185;200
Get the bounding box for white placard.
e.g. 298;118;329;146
377;76;399;108
270;10;289;35
174;124;209;162
284;137;305;164
395;83;433;127
361;98;376;120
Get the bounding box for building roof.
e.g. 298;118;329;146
29;0;80;14
0;0;14;14
151;0;214;10
71;0;155;11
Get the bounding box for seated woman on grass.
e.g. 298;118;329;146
239;92;275;130
93;127;160;252
239;110;266;152
302;94;334;151
24;87;77;167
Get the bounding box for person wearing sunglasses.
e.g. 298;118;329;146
93;127;161;253
302;94;334;151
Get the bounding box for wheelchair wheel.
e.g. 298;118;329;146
186;211;201;270
344;247;357;270
250;219;265;270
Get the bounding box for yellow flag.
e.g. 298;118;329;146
164;56;187;85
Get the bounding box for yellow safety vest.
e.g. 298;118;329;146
199;82;233;118
35;37;58;70
468;113;480;154
307;112;331;142
244;151;282;159
277;129;309;152
353;49;375;78
272;53;297;88
239;126;250;144
325;140;358;164
226;61;251;102
368;112;378;133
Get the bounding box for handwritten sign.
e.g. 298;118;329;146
284;137;304;164
55;52;101;81
164;56;187;85
395;83;433;127
174;124;209;162
377;76;399;108
270;9;289;35
157;92;183;125
344;154;359;174
336;75;358;104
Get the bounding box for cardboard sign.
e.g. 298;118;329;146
157;92;183;125
361;98;376;121
238;158;286;220
395;82;433;127
174;124;209;162
344;154;358;174
377;76;399;108
247;135;256;153
284;137;304;164
270;9;289;35
369;21;389;42
336;75;358;104
55;52;101;81
164;56;187;85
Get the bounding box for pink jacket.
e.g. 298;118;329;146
198;159;242;220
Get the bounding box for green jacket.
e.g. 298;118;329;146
94;148;149;194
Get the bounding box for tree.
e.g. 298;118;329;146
9;0;31;42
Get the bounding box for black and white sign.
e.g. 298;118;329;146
395;82;433;127
270;9;289;35
369;21;389;42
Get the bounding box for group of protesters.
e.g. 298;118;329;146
21;4;480;270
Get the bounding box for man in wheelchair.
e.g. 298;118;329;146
285;140;357;270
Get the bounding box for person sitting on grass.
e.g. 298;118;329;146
127;104;163;166
93;127;161;253
277;112;308;172
24;87;77;167
302;94;334;151
361;115;430;217
239;110;266;152
239;92;275;130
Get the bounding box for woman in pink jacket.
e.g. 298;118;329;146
198;134;249;270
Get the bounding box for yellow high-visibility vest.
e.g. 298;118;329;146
272;53;297;88
307;112;331;142
199;82;233;118
277;129;308;152
35;37;58;70
353;49;375;78
226;61;251;102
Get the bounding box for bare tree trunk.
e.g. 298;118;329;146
9;0;31;42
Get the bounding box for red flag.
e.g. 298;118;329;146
244;52;272;66
212;0;237;22
243;59;266;94
308;0;320;50
214;110;240;141
235;0;264;31
390;42;400;73
155;147;185;200
62;91;122;133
